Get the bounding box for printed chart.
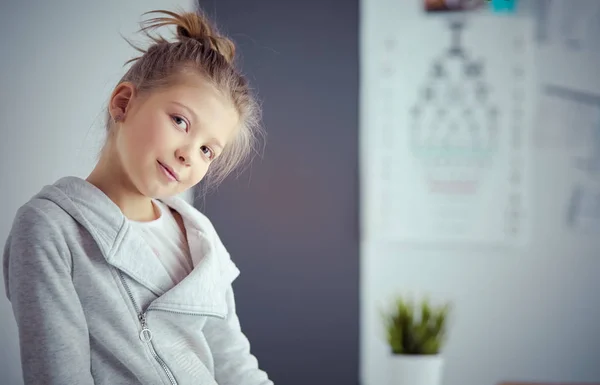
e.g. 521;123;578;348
367;16;535;245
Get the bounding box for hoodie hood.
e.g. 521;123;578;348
33;176;239;316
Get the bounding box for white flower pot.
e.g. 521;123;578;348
389;354;444;385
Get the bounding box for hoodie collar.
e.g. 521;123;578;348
36;176;239;317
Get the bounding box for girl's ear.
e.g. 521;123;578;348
109;82;136;123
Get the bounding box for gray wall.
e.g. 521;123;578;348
196;1;360;384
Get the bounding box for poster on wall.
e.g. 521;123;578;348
531;0;600;96
423;0;485;13
533;0;600;56
366;15;535;246
423;0;517;13
535;86;600;234
529;0;600;235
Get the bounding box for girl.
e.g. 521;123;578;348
3;8;273;385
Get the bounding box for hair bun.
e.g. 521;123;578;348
141;9;236;64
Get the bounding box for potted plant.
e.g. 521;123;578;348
382;295;451;385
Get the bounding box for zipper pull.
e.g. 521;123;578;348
138;312;153;343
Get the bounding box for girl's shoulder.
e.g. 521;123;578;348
4;194;75;299
12;182;81;233
11;193;73;237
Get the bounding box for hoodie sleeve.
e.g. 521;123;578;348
200;219;273;385
203;286;274;385
3;204;95;385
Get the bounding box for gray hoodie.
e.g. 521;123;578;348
3;176;273;385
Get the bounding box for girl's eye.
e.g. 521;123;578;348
172;115;189;131
200;145;214;160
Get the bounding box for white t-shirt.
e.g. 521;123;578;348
129;199;193;287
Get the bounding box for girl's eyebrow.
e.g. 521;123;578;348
171;101;198;122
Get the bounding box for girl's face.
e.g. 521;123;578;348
111;73;239;199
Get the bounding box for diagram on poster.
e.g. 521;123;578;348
368;16;534;245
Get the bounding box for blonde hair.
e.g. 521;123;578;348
105;9;263;193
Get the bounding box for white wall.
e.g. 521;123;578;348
0;1;194;383
360;1;600;385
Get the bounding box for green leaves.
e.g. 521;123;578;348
382;296;451;355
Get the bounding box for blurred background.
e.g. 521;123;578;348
0;1;599;385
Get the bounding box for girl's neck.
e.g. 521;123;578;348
86;155;157;223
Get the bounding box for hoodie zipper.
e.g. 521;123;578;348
118;271;178;385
